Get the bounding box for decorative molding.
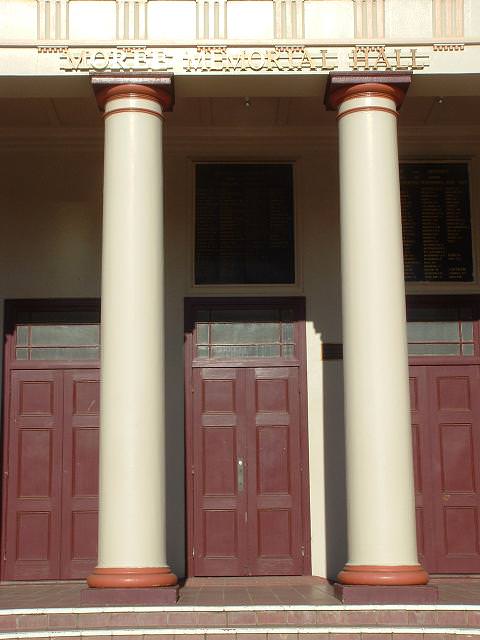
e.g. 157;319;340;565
353;0;384;40
37;45;68;54
116;0;148;40
433;43;464;51
433;0;464;39
196;0;227;40
274;0;304;40
37;0;69;40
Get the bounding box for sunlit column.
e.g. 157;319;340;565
325;73;428;586
88;76;177;589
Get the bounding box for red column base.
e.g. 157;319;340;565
87;566;178;588
337;564;429;586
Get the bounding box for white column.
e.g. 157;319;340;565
88;77;176;589
326;75;428;586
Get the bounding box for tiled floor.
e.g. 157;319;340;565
0;578;478;610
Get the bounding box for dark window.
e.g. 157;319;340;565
195;163;295;284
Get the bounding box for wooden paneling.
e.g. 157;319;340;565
410;364;480;573
3;369;99;581
186;298;309;577
61;370;99;579
192;366;304;576
5;370;63;580
193;368;247;576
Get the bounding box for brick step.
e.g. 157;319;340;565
0;627;479;640
0;607;480;635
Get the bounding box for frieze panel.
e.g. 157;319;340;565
50;44;429;74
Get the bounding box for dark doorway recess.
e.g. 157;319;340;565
2;300;100;581
185;298;310;577
407;296;480;574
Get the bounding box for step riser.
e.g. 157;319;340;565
2;610;480;632
0;629;479;640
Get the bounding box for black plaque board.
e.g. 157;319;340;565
400;163;473;282
195;164;295;284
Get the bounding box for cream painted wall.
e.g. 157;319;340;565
385;0;432;40
1;117;480;578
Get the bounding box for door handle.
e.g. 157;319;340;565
237;459;245;492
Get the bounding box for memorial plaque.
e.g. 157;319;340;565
400;163;473;282
195;164;295;284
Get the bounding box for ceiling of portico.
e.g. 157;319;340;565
0;95;479;129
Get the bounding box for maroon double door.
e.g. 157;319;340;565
410;364;480;573
186;299;310;576
3;370;99;580
2;302;100;581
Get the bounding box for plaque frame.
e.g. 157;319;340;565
401;158;479;293
188;158;303;294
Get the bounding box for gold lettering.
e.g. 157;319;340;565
222;50;247;72
111;50;133;70
211;48;224;71
248;50;265;71
134;50;150;68
410;48;424;70
90;50;109;70
266;49;283;71
320;49;336;71
183;49;209;72
60;49;88;71
351;46;370;70
285;48;295;70
394;48;409;70
151;50;173;71
373;47;392;70
298;48;317;71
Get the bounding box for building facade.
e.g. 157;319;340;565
0;0;479;591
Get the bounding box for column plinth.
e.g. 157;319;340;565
325;72;429;591
88;75;176;590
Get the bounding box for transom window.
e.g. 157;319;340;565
15;323;100;361
407;305;475;356
194;307;295;359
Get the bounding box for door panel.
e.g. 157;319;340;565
5;370;63;580
192;366;304;576
428;365;480;572
192;367;247;576
4;369;99;581
61;370;99;579
247;367;303;575
410;364;480;573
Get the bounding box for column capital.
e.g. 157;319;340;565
91;73;175;112
324;71;411;111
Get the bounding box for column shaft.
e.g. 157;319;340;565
327;77;428;586
88;79;176;588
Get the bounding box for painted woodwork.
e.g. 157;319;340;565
410;365;480;573
185;298;309;577
3;369;99;580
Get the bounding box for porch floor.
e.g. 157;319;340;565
0;576;478;609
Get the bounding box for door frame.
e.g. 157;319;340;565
1;298;100;581
184;297;311;577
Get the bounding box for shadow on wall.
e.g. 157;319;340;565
164;306;186;579
323;359;347;580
